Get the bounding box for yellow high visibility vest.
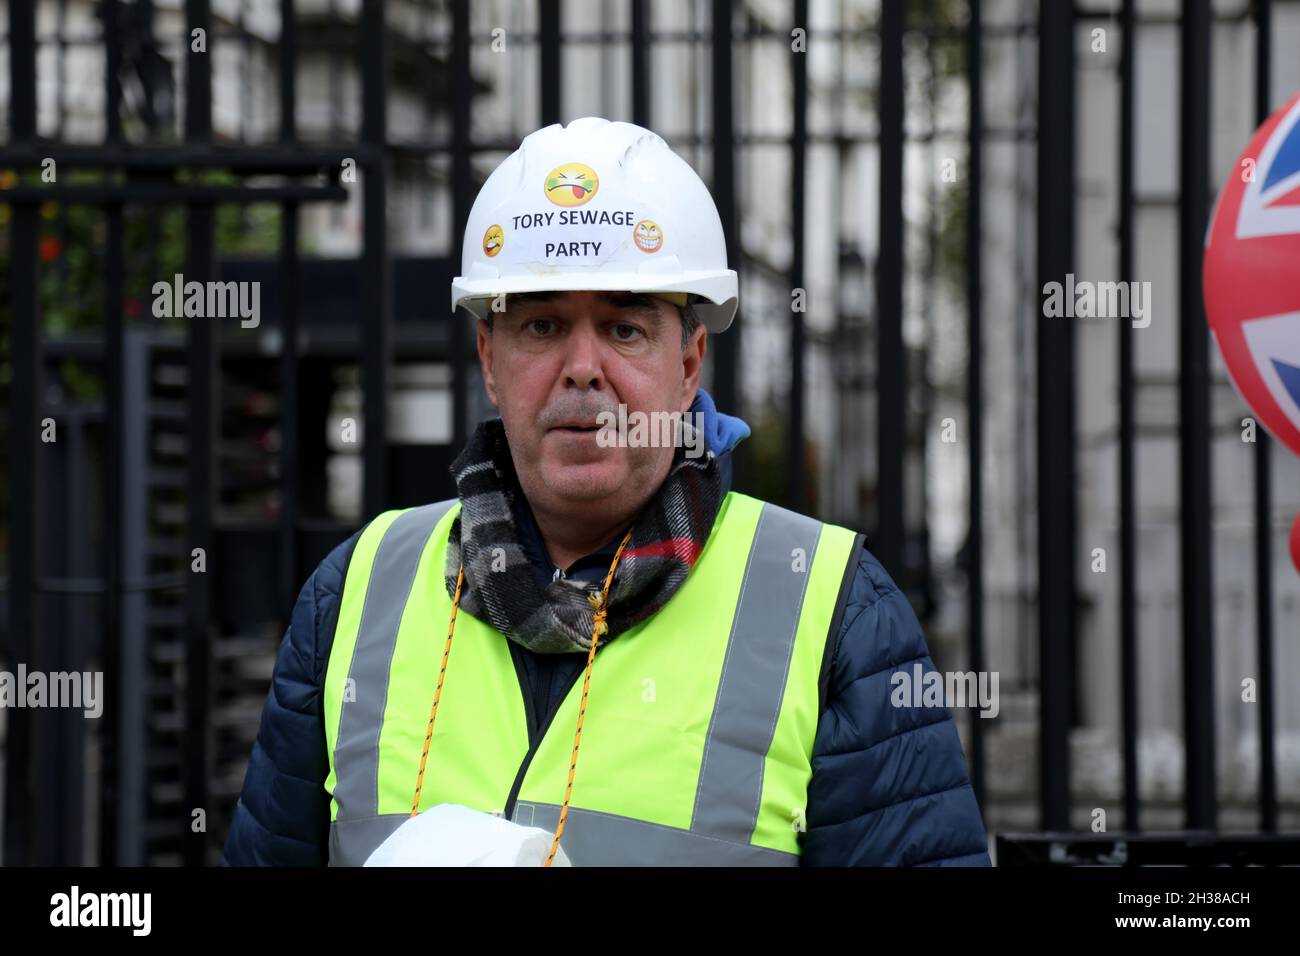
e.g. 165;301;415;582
323;491;861;866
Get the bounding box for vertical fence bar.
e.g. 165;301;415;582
361;0;390;518
539;0;561;124
329;0;341;141
965;0;986;814
100;0;125;865
279;0;297;143
710;0;739;421
276;209;300;582
104;204;128;864
788;0;808;512
56;0;68;134
1252;0;1276;834
630;0;650;128
451;0;471;450
920;0;937;620
1178;0;1216;832
43;411;76;863
1036;0;1075;831
3;0;39;868
183;0;216;867
875;0;905;578
278;1;301;611
105;1;122;142
1117;0;1140;833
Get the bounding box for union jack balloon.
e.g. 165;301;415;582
1203;91;1300;573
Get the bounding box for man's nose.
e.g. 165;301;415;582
562;323;604;389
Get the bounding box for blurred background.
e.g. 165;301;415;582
1;0;1299;866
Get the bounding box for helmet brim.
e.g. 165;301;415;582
451;270;738;333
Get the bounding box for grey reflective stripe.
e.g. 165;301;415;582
331;499;456;841
329;815;408;867
512;801;797;866
691;502;822;845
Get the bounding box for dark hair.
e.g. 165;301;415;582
679;300;703;350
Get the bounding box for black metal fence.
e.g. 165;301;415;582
0;0;1294;866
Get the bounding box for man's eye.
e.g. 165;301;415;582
612;323;643;341
525;318;555;336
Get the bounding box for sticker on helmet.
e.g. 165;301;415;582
544;163;599;207
633;219;663;253
482;224;504;257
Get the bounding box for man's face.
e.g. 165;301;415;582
476;290;706;516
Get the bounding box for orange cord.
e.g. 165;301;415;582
544;527;633;866
411;565;463;817
409;529;635;867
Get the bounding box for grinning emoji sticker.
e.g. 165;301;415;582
482;224;504;257
544;163;599;206
633;219;663;253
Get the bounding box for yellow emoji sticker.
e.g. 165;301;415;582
633;219;663;253
482;223;504;257
544;163;599;207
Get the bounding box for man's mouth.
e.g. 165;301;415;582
551;423;601;434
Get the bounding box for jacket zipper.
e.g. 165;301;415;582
502;640;585;821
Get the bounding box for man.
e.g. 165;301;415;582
224;117;990;866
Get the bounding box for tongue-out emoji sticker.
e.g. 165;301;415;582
633;219;663;253
544;162;599;207
482;223;504;257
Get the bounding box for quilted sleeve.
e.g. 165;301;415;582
221;531;359;866
800;544;991;866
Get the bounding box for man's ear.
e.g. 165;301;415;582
680;324;707;413
476;318;500;408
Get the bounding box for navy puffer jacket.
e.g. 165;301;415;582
223;398;990;866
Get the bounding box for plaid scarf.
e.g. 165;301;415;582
444;417;722;654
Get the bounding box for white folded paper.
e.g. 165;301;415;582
364;803;573;867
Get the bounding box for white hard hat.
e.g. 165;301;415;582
451;116;738;333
